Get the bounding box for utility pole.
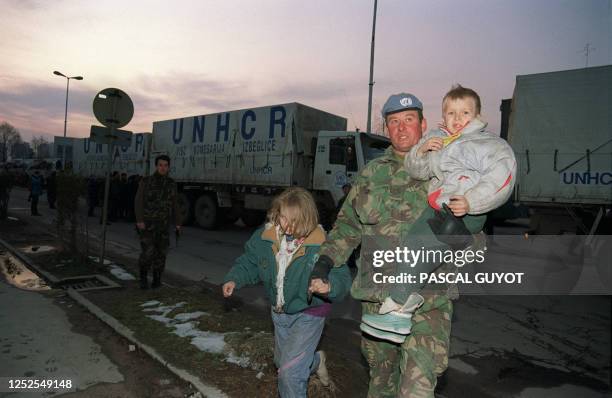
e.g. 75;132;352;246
366;0;378;133
580;43;596;67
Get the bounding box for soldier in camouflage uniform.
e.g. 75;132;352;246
309;93;468;397
134;155;180;289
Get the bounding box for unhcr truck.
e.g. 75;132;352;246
508;65;612;234
72;133;151;178
151;102;390;229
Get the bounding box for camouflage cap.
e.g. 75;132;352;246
381;93;423;117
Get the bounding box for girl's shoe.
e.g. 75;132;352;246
315;350;330;386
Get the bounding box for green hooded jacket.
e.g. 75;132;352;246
224;224;352;314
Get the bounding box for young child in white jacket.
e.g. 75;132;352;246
406;84;517;217
361;85;517;343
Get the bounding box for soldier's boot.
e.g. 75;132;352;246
152;270;162;289
139;267;149;290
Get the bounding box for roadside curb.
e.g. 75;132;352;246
0;237;228;398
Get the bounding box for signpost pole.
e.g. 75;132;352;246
98;90;118;269
90;88;134;270
98;136;114;269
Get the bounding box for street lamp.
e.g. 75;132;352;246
53;70;83;169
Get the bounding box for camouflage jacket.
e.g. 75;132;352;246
134;172;179;226
319;146;432;302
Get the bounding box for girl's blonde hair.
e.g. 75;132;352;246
267;187;319;239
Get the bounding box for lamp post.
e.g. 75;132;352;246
366;0;378;134
53;70;83;169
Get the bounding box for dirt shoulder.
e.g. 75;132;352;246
1;215;369;398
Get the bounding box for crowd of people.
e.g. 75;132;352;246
87;172;142;223
0;165;143;222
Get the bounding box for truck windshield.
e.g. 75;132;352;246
360;134;390;164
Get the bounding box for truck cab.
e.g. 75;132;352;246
313;131;390;204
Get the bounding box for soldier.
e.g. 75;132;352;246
308;93;464;397
134;155;180;289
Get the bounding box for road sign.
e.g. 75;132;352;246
90;125;133;146
91;87;135;271
92;88;134;128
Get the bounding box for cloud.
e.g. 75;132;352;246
0;72;262;141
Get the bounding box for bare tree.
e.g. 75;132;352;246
31;136;49;159
372;103;387;137
0;121;22;162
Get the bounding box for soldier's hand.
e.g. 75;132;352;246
136;222;145;230
222;281;236;297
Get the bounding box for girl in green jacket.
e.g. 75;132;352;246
223;187;351;397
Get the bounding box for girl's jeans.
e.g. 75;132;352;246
271;309;325;397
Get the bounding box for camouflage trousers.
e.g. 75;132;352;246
138;224;170;272
360;294;452;398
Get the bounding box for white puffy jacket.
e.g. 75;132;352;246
405;119;516;215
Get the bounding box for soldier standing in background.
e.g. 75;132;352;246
134;155;180;289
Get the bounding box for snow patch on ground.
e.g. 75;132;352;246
191;333;226;354
174;312;208;322
142;302;186;317
226;352;252;368
147;315;173;323
142;302;226;354
109;264;136;280
88;256;112;265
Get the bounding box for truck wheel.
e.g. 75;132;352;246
194;194;218;229
176;193;193;226
241;210;266;228
220;213;240;225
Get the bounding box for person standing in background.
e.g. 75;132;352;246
29;171;44;216
134;155;181;289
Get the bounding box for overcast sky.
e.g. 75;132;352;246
1;0;610;142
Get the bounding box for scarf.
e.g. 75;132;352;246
274;226;305;312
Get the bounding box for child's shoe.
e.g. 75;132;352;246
315;350;330;386
360;322;407;344
361;293;425;335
